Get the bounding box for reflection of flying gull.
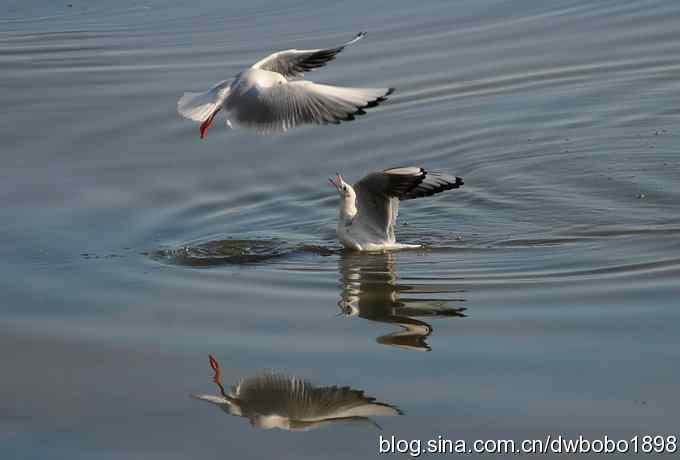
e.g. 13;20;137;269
338;252;466;351
192;355;401;431
177;32;393;138
329;167;464;251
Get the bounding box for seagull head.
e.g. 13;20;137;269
329;173;356;201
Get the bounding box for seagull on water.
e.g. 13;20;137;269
329;167;464;251
192;355;401;431
177;32;393;138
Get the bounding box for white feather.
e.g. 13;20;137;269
190;394;230;404
227;73;392;134
175;33;392;135
177;80;231;122
309;83;389;107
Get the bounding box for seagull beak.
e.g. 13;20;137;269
199;107;221;140
329;173;346;193
329;173;344;191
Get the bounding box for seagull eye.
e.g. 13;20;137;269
343;186;347;192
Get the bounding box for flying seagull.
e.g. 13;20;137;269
191;355;401;431
177;32;394;138
329;167;464;251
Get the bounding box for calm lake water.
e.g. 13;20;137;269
2;0;679;458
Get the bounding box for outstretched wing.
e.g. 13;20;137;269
357;167;464;201
227;81;392;134
251;32;366;78
353;167;463;241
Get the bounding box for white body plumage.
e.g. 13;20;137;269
177;32;393;138
329;167;464;251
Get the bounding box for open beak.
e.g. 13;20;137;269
328;173;343;191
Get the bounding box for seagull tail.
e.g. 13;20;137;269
190;393;230;404
177;80;231;122
177;91;221;122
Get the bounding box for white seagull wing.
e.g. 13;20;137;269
227;80;393;134
353;167;464;240
352;182;400;243
251;32;366;78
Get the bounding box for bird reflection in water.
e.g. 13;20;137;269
192;355;402;431
338;252;466;351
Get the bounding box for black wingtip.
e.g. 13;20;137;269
358;88;394;111
441;176;464;192
396;170;464;200
348;88;394;117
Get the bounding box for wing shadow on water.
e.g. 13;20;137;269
337;252;467;352
192;355;401;431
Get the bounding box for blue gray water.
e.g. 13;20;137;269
1;0;679;458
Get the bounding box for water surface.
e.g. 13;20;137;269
1;0;679;458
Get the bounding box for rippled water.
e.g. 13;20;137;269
2;0;679;458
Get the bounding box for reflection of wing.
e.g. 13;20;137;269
376;318;432;352
191;393;231;405
338;252;466;351
234;374;400;424
192;357;400;431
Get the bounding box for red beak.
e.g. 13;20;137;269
199;108;221;140
329;173;343;190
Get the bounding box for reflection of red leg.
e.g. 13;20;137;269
209;354;228;398
209;354;220;381
199;108;220;140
